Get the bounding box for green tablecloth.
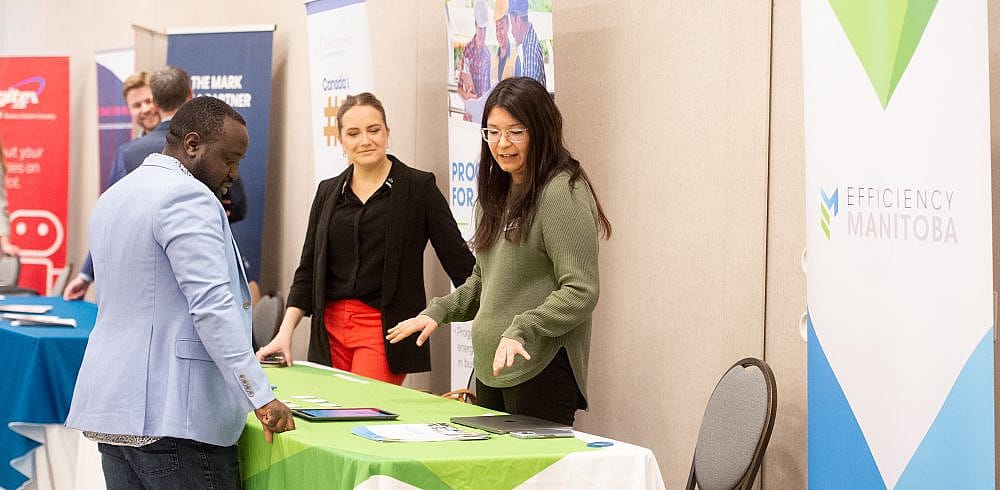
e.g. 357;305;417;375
239;364;595;489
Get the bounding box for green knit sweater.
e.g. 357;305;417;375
422;172;600;403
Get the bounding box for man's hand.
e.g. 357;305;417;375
254;399;295;443
63;277;91;301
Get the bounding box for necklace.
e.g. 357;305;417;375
157;153;193;177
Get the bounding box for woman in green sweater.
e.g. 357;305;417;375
388;77;612;425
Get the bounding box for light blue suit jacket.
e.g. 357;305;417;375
66;153;274;447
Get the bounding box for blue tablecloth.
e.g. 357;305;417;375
0;297;96;490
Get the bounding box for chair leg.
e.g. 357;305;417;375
685;457;697;490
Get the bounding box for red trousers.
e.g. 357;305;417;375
323;299;405;385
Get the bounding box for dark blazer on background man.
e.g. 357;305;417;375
121;120;170;175
287;155;475;374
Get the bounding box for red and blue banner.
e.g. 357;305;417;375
95;48;135;193
167;26;275;282
0;56;70;296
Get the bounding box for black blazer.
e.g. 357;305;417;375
287;155;475;374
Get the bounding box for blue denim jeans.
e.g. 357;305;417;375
98;437;242;490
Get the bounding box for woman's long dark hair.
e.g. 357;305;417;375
471;77;612;251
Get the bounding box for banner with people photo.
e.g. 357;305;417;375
167;26;275;282
0;56;70;296
803;1;993;488
305;0;376;184
446;0;555;388
95;48;135;193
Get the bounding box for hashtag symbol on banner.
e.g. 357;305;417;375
324;96;340;147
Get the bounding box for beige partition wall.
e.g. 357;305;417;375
1;0;817;487
132;24;167;74
553;1;772;486
763;0;808;488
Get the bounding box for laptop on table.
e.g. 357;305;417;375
449;414;570;434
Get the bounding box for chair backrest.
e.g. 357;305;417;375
49;264;73;297
252;291;284;349
439;369;478;403
441;389;477;404
686;357;777;490
0;254;19;286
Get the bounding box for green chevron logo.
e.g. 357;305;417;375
820;188;839;239
828;0;938;108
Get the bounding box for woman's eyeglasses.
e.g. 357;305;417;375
480;128;527;143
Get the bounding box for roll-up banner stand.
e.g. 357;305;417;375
0;56;70;296
445;0;556;389
95;48;135;193
305;0;376;184
167;25;275;282
803;1;994;487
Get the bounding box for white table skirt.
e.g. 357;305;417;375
349;430;666;490
515;431;665;489
7;423;104;490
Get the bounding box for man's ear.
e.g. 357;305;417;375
183;132;201;158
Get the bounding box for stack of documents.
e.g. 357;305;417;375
1;312;77;327
0;304;53;314
352;423;489;442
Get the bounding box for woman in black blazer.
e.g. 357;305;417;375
256;93;474;383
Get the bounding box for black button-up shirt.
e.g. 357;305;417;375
325;171;394;309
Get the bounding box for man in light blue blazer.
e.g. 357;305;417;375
66;96;293;489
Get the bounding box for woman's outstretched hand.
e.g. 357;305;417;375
492;337;531;376
387;315;439;346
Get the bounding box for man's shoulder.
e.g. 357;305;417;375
103;166;221;230
105;159;194;198
127;131;167;154
115;136;139;155
124;123;168;155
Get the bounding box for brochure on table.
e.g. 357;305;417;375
352;423;489;442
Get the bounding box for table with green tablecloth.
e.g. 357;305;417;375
240;363;665;489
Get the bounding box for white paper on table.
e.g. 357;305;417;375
4;313;76;327
352;423;489;442
0;304;53;314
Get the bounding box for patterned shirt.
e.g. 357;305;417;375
515;23;546;88
461;34;491;97
84;431;160;447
